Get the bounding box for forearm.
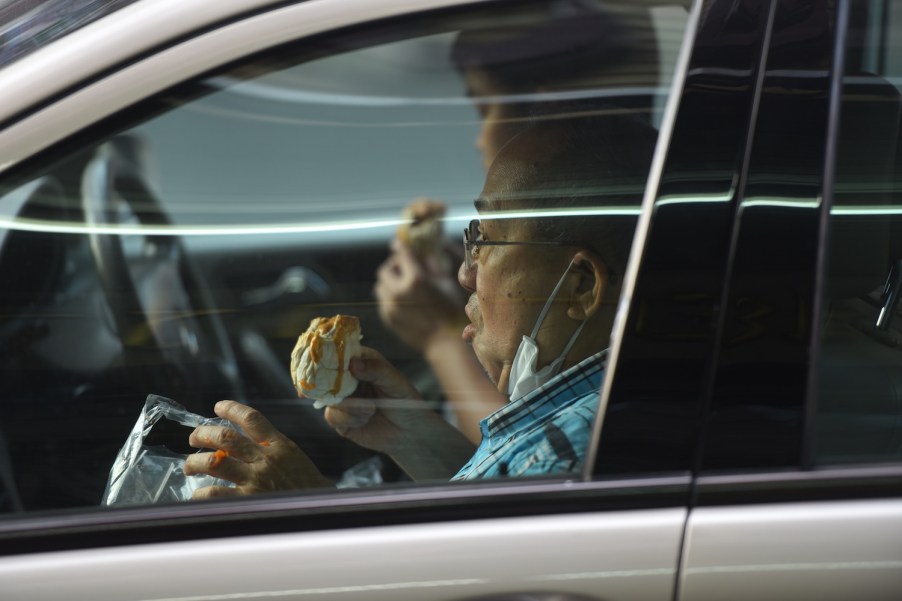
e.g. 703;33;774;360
388;408;476;481
424;327;508;444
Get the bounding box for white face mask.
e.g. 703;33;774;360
507;258;587;401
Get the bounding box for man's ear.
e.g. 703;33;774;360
568;250;607;320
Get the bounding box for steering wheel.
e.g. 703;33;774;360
80;136;244;410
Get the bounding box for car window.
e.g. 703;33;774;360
694;1;842;472
593;0;786;476
0;0;690;514
596;1;869;477
814;0;902;467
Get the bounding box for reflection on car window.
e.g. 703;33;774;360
0;1;689;513
816;0;902;466
0;0;139;70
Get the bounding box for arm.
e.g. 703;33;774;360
375;240;507;443
421;326;508;443
325;347;476;481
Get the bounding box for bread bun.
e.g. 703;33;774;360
290;315;362;408
397;199;446;260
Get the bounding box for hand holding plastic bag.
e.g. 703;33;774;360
102;394;237;506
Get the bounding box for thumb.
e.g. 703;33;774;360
349;347;395;384
325;398;376;432
349;347;419;400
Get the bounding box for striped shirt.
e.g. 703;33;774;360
452;350;607;480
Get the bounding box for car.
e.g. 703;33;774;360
0;0;900;599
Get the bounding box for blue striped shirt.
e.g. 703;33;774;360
452;350;606;480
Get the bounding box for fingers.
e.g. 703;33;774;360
213;400;279;445
184;450;248;484
183;401;335;497
375;260;404;304
405;198;446;221
348;346;407;390
348;347;389;380
378;242;422;288
188;423;265;463
324;398;376;434
389;236;411;257
375;253;405;317
185;401;276;481
192;485;242;500
391;241;421;277
348;347;419;399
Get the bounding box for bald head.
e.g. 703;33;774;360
483;115;657;276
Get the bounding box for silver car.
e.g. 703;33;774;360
0;0;900;599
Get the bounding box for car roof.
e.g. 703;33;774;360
0;0;289;126
0;0;140;70
0;0;487;171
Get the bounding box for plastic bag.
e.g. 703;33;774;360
102;394;237;506
336;455;384;488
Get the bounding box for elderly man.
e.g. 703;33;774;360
184;115;655;495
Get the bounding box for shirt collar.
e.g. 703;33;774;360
481;349;607;439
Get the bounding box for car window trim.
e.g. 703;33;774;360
802;0;852;469
584;0;704;478
693;464;902;506
0;474;691;556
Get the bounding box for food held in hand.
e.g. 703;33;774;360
290;315;363;408
397;200;446;260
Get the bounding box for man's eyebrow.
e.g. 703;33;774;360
474;198;490;212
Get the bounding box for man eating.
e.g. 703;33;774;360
183;114;656;495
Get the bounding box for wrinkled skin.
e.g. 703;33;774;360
325;347;475;480
184;401;333;498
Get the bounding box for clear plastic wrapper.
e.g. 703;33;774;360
102;394;237;506
336;455;384;488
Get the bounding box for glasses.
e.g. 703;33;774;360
463;219;572;270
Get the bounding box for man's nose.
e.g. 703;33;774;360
458;257;476;292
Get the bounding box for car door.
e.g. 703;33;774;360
662;1;902;599
0;1;699;600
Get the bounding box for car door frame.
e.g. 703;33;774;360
672;0;902;598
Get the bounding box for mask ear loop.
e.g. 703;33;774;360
555;317;587;363
529;257;576;339
528;257;587;365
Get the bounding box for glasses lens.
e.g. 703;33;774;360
463;229;471;270
464;219;480;270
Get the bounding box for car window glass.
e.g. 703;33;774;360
696;2;839;472
815;0;902;466
0;1;689;514
596;0;835;477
